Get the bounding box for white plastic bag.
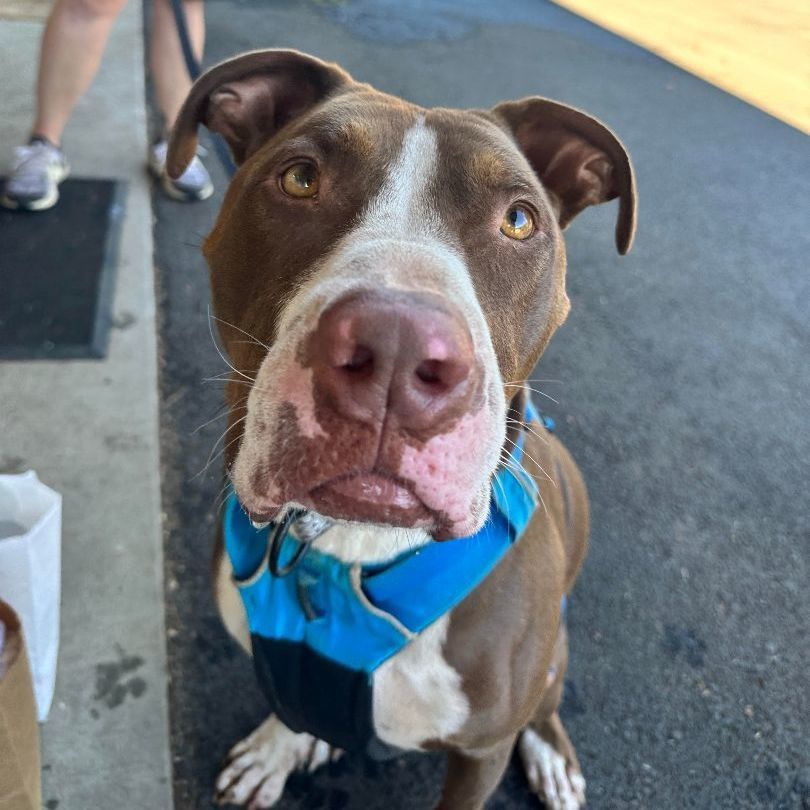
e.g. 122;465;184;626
0;471;61;722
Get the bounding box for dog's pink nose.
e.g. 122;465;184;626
310;290;477;432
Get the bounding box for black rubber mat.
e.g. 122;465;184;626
0;178;124;359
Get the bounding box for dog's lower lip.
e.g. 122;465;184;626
316;473;420;509
244;508;277;526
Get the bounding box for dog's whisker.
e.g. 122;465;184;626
502;450;548;517
213;478;235;514
203;371;258;383
195;415;248;479
201;379;273;398
505;417;551;446
207;305;255;383
502;458;547;519
210;314;272;352
499;445;539;497
503;378;563;386
501;444;542;490
203;366;260;383
207;414;248;456
210;477;231;507
213;480;235;514
491;466;514;529
203;377;271;397
193;403;247;435
194;428;246;482
500;449;541;496
215;380;272;399
503;381;560;405
504;437;557;488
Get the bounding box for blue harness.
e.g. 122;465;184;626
224;402;551;755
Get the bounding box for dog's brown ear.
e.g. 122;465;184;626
167;49;353;177
492;97;636;254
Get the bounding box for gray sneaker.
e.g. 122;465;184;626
1;139;70;211
149;140;213;202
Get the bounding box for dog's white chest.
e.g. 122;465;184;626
289;520;471;751
371;613;470;750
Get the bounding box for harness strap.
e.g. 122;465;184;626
223;399;551;671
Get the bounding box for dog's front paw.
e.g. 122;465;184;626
214;715;341;808
518;727;586;810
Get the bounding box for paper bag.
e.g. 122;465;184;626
0;599;42;810
0;471;61;721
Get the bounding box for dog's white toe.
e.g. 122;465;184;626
307;738;334;772
518;727;586;810
214;715;339;808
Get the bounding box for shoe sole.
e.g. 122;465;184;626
159;172;214;202
0;162;69;212
148;154;213;202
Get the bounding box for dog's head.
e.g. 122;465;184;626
169;50;636;540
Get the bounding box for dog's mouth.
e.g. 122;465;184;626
315;472;420;509
308;472;432;526
237;472;434;531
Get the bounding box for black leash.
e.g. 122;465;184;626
168;0;237;177
268;508;311;577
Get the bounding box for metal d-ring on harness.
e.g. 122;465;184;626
267;508;311;577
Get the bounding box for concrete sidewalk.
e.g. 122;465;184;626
0;4;172;808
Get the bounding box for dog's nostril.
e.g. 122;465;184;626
341;344;374;375
415;359;444;386
415;358;469;391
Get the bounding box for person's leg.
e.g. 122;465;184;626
147;0;212;201
1;0;128;210
33;0;130;145
149;0;204;133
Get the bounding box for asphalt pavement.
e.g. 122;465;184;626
153;1;810;807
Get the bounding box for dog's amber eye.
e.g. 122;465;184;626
501;205;534;240
281;163;319;198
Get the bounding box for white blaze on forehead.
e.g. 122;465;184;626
231;114;507;535
360;116;440;238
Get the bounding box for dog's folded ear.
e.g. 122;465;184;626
492;98;637;254
167;49;353;178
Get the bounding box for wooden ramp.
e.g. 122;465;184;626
553;0;810;133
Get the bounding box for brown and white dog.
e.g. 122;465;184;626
168;49;636;810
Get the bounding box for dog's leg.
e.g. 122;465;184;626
518;714;585;810
435;734;516;810
212;530;251;654
517;625;586;810
214;714;340;808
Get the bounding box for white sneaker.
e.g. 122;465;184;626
1;139;70;211
149;140;213;202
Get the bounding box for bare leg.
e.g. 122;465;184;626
32;0;130;145
149;0;204;134
435;735;517;810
